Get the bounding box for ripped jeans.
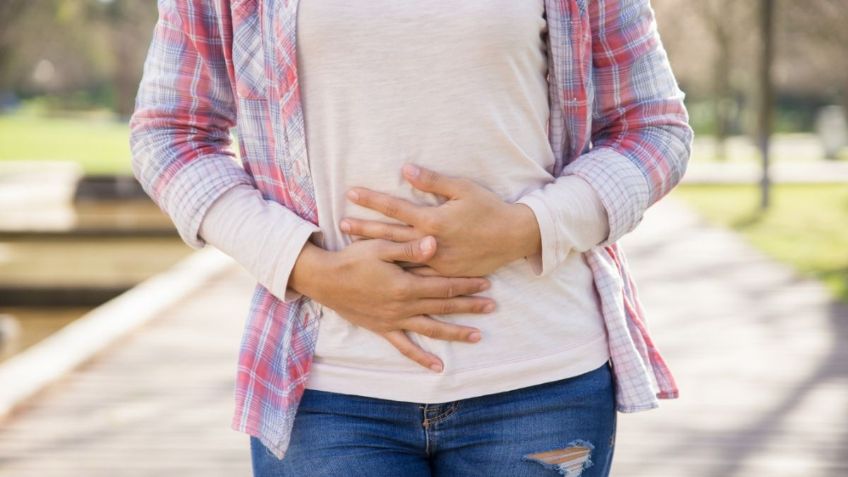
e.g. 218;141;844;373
250;360;617;477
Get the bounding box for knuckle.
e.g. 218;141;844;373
372;310;389;325
383;199;400;218
396;345;415;359
422;169;439;185
439;300;455;315
383;227;395;241
373;239;389;255
422;214;441;233
374;320;391;333
403;241;417;259
444;260;462;277
445;281;455;298
463;279;482;294
386;300;406;317
390;282;409;301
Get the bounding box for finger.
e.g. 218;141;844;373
340;218;420;243
377;236;437;263
346;188;429;226
407;274;491;298
381;329;444;372
413;296;496;316
402;163;467;200
403;265;441;276
400;314;483;343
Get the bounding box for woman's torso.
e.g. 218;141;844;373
296;0;609;402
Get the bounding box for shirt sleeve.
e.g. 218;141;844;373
514;175;610;277
129;0;255;250
199;184;323;303
556;0;694;248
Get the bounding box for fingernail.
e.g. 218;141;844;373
340;220;350;232
419;237;434;253
468;331;481;342
430;362;443;372
479;281;490;291
404;163;420;178
346;190;359;201
483;302;495;312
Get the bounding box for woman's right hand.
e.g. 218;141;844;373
290;235;495;372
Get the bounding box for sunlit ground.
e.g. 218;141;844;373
671;183;848;304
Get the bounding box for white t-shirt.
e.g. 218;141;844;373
291;0;610;402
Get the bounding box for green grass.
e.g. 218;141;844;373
0;113;133;175
671;183;848;303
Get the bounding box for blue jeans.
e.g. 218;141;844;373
250;361;617;476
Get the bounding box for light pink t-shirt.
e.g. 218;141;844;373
293;0;611;402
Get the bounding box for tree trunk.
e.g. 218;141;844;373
714;29;732;161
758;0;775;211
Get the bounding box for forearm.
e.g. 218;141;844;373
506;203;542;262
199;183;327;303
513;174;609;276
288;241;336;301
129;0;256;250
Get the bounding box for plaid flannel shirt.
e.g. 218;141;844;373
130;0;693;459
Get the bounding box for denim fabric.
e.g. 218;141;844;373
250;361;617;476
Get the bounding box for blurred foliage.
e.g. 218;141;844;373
672;183;848;304
0;0;158;117
654;0;848;136
0;107;132;174
0;0;846;134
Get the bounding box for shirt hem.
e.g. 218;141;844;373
304;332;611;404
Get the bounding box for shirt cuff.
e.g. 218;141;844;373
273;221;323;303
199;183;322;303
513;174;610;277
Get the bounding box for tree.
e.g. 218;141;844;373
692;0;750;160
93;0;158;117
0;0;157;114
776;0;848;111
0;0;34;89
758;0;775;210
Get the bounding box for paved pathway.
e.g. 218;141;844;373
0;262;255;476
611;193;848;476
683;133;848;184
682;159;848;184
1;191;846;476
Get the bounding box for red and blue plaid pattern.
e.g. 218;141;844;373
130;0;692;459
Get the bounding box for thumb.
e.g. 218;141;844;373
379;235;437;263
403;164;464;199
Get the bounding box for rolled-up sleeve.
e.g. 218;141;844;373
199;184;323;303
553;0;694;249
515;174;610;277
129;0;255;249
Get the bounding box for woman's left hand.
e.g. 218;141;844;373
340;164;541;278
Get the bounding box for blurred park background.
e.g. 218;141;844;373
0;1;846;476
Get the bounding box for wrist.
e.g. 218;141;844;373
289;241;335;300
505;202;542;263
